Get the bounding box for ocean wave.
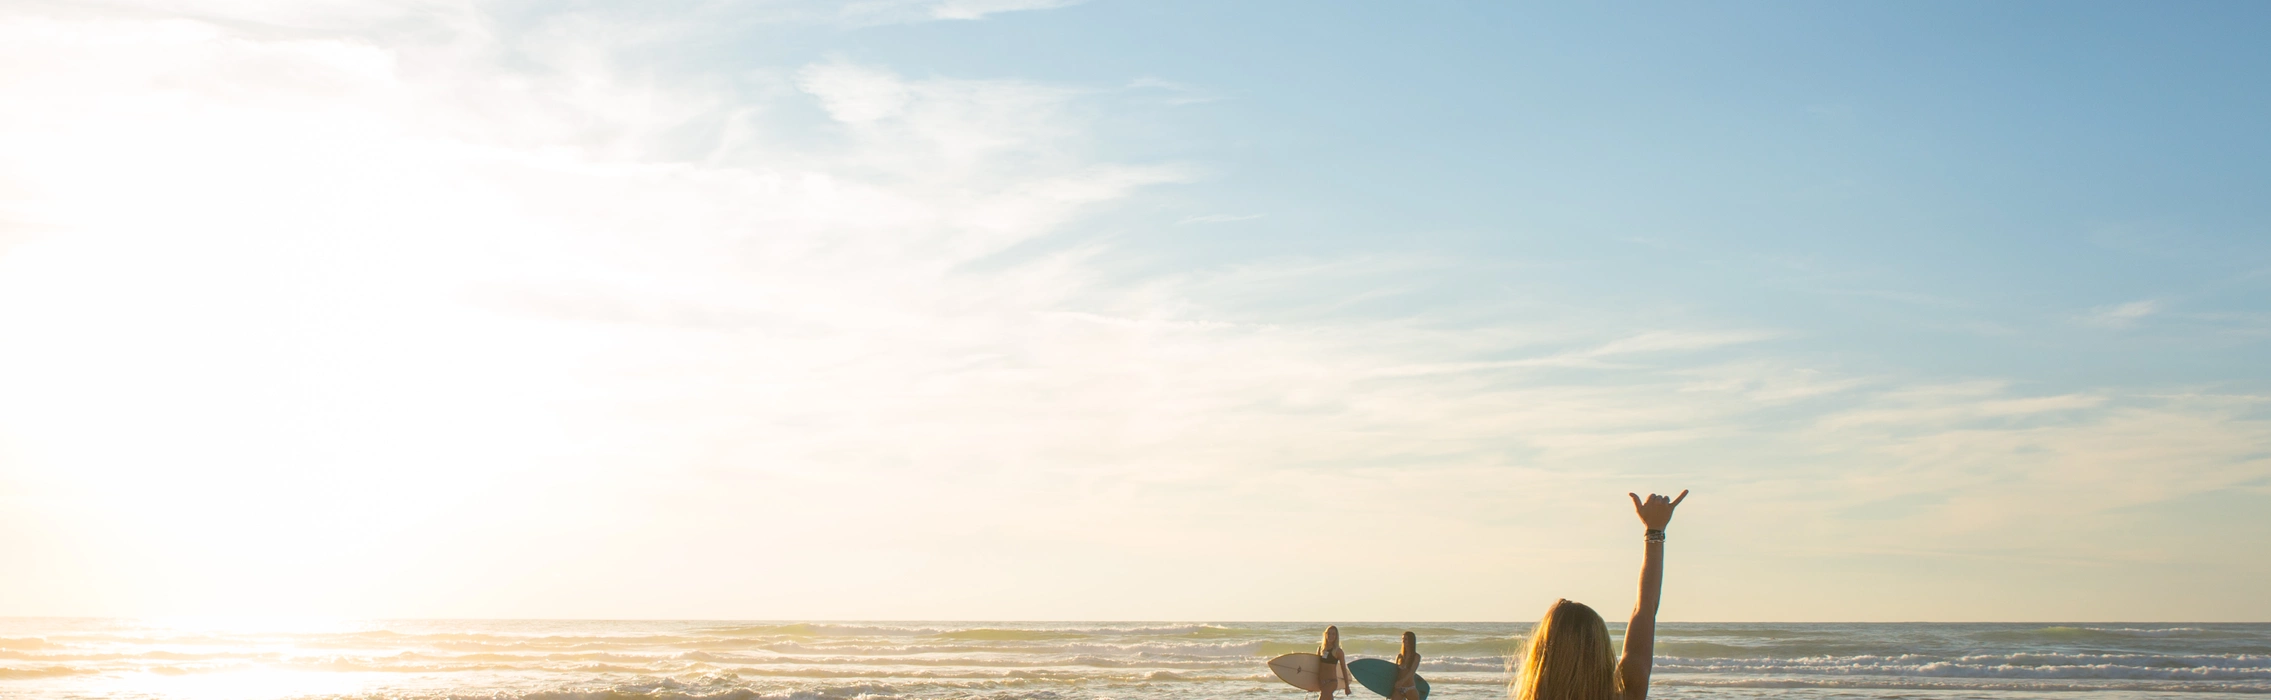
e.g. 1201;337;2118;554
504;688;1080;700
1973;652;2271;669
1655;653;2271;681
1655;676;2271;694
1655;627;1814;639
11;620;2271;700
927;629;1086;642
1260;639;1518;658
1970;625;2225;642
761;640;1274;658
0;649;277;663
0;666;100;680
453;678;1072;700
1331;626;1494;638
686;624;1259;641
1418;659;1518;673
2;647;1530;676
0;638;51;651
672;651;1250;670
2086;626;2211;636
995;624;1262;637
1653;641;1771;658
696;624;943;638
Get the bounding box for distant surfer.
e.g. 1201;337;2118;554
1508;491;1687;700
1267;625;1354;698
1317;626;1353;699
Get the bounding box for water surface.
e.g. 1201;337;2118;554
4;619;2266;699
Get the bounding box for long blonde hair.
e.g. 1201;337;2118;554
1510;599;1619;700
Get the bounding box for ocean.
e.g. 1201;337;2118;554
3;619;2267;699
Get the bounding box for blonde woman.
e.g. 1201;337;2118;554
1510;491;1687;700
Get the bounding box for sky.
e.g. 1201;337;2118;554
0;0;2267;623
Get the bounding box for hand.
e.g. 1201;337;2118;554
1629;490;1687;530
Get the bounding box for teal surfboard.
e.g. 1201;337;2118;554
1347;658;1429;700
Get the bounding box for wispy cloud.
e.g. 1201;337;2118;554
2080;299;2160;328
1127;76;1224;105
1176;213;1262;225
840;0;1085;24
1822;287;1972;308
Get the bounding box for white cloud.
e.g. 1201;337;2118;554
0;1;2265;622
1128;76;1224;105
926;0;1083;20
2081;299;2160;328
1790;390;2271;548
838;0;1084;24
1177;213;1262;225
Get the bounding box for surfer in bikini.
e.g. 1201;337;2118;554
1508;490;1687;700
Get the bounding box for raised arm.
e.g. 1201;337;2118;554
1616;490;1685;700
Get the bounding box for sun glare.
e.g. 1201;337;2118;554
142;615;364;635
106;669;374;700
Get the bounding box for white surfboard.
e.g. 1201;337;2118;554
1268;652;1347;692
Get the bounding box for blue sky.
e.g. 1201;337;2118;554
0;1;2266;621
956;1;2271;373
724;0;2271;385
